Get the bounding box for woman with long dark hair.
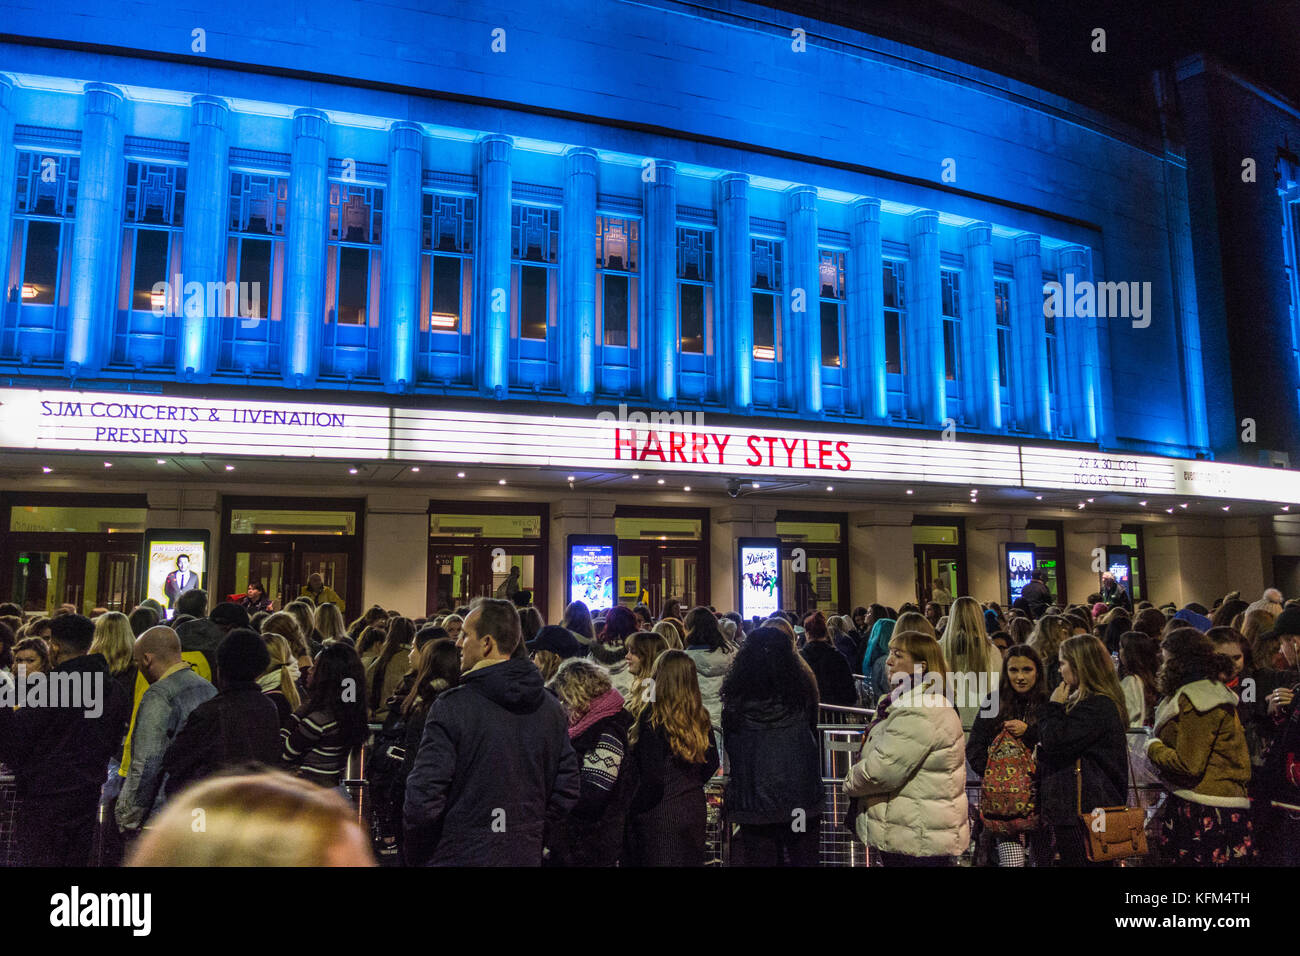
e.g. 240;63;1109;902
365;617;416;723
563;600;595;646
280;643;369;789
590;605;639;697
1118;631;1160;728
968;643;1048;867
720;627;822;866
683;606;735;738
385;636;460;863
1146;628;1254;865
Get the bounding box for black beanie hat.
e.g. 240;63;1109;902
210;602;251;630
218;627;271;683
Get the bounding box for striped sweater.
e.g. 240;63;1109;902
280;710;349;787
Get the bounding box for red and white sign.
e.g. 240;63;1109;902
3;386;1299;504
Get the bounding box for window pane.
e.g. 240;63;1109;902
22;220;60;305
432;255;461;331
10;506;147;533
430;513;541;538
885;311;902;375
230;509;356;535
680;284;704;353
753;293;775;353
820;301;841;367
237;238;271;320
997;327;1009;387
944;319;959;381
337;246;369;325
521;265;548;339
132;229;169;311
603;273;628;347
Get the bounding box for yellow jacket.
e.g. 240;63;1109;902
300;585;344;613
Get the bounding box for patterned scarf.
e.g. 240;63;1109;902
569;687;626;739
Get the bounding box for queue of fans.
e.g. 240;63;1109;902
0;571;1297;868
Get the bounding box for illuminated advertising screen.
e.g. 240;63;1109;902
1106;547;1132;591
567;535;617;611
1005;544;1035;606
737;538;781;620
142;529;210;620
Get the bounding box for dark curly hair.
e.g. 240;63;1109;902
1158;627;1233;697
720;627;818;722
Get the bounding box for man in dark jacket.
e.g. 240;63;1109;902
1021;571;1053;621
799;612;858;707
174;594;249;686
404;598;580;866
0;614;129;866
160;628;281;796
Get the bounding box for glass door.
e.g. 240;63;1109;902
427;504;550;617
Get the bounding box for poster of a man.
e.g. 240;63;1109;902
143;537;207;619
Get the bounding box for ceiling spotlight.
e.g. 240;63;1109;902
348;467;359;475
41;466;52;474
970;489;977;495
1034;495;1043;501
1087;498;1094;503
751;482;760;489
457;472;466;478
1139;500;1147;506
1179;503;1188;509
225;465;235;471
684;485;692;492
156;459;166;465
1077;503;1086;509
826;485;834;492
1222;505;1231;511
657;478;664;485
498;479;507;485
566;475;575;482
1166;508;1175;514
632;473;640;480
905;489;914;495
411;467;420;473
103;462;112;468
1284;506;1292;512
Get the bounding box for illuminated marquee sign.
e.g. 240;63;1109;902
3;387;1300;504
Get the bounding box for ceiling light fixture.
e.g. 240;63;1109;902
103;462;112;468
457;472;466;478
411;467;420;473
498;479;507;485
225;465;235;471
41;466;52;473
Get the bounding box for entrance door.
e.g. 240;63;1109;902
616;544;702;615
8;539;143;615
915;545;965;607
229;547;350;614
426;545;545;614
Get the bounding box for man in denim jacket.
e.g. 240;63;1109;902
115;626;216;833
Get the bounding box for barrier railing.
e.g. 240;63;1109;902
0;773;16;867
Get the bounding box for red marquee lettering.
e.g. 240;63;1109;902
669;431;687;463
835;441;851;471
713;433;731;463
818;440;832;470
690;432;708;463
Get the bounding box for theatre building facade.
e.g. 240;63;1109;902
2;0;1300;619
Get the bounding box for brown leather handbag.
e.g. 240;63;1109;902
1075;756;1147;862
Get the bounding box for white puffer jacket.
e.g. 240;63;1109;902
843;683;970;858
686;646;733;730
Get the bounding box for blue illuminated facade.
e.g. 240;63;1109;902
0;0;1224;458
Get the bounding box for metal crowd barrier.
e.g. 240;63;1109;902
0;773;17;867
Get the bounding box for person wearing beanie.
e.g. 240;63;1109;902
1247;588;1285;619
160;628;282;798
589;605;639;698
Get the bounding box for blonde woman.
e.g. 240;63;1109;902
262;611;312;692
624;650;720;866
284;601;318;650
89;611;138;699
546;659;637;866
625;630;670;720
1037;635;1129;866
126;770;373;866
260;633;302;729
940;596;1002;730
441;614;464;642
653;618;684;650
314;602;348;645
844;630;968;866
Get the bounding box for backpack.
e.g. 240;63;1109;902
979;726;1038;835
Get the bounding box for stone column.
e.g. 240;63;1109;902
178;94;230;380
563;146;598;403
380;121;423;393
477;134;513;398
849;197;886;422
644;159;678;405
718;172;752;413
964;222;999;429
907;210;943;427
786;185;821;415
281;107;330;388
1013;234;1050;436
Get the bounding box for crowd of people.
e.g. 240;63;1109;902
0;570;1297;868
